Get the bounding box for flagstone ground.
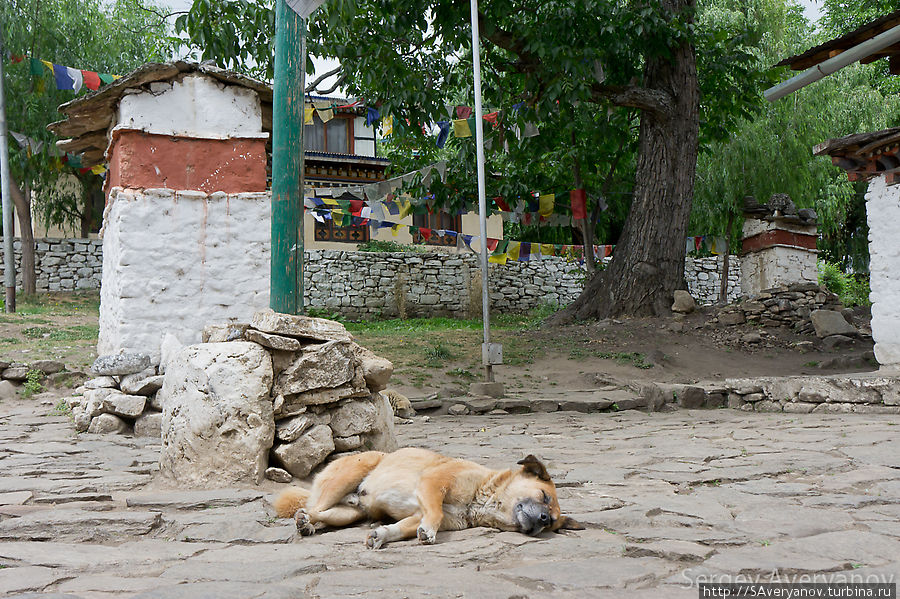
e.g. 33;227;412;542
1;392;899;598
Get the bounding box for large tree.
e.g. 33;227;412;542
179;0;764;318
1;0;175;293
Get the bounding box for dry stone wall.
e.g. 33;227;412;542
0;238;102;291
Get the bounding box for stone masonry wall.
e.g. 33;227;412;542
0;238;103;291
0;238;740;317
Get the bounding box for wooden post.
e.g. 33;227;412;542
270;0;305;314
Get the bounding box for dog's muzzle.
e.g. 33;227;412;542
514;499;553;535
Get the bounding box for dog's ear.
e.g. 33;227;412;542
517;455;551;481
554;515;586;531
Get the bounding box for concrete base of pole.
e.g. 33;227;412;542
470;381;505;398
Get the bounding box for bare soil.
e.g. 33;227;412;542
0;293;877;400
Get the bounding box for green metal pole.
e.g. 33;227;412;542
270;0;305;314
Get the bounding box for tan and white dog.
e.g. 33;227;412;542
273;447;583;548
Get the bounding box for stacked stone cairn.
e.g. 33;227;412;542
156;310;397;488
69;353;164;436
714;283;846;335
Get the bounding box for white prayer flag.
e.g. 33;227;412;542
285;0;328;18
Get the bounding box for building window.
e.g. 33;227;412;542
304;115;353;154
314;218;370;243
412;212;462;247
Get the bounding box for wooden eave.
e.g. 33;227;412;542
814;127;900;184
776;10;900;70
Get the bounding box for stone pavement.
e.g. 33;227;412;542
1;397;899;598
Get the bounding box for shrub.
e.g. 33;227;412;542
817;261;871;308
23;369;44;398
356;240;424;253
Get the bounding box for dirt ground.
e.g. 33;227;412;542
0;291;876;400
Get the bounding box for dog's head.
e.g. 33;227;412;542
501;455;584;536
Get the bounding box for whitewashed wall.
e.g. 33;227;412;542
98;187;271;356
865;176;900;369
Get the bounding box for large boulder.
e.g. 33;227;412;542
671;290;696;314
810;310;857;338
158;342;274;487
273;340;358;396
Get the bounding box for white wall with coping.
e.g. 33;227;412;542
98;187;271;356
116;74;267;140
865;175;900;369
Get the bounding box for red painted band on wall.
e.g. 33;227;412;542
742;229;818;254
105;130;267;196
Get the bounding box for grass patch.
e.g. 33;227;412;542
424;342;455;367
23;369;44;398
48;325;99;341
597;351;654;369
447;367;477;379
22;326;52;339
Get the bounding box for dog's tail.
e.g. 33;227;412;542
273;487;311;519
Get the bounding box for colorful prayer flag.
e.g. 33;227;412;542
98;73;115;85
52;64;73;90
570;188;587;219
81;70;101;91
436;121;451;148
382;115;393;136
539;193;554;217
452;119;472;138
456;105;472;119
304;106;315;125
66;67;83;92
366;107;380;127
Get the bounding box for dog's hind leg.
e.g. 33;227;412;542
366;513;422;549
302;451;384;532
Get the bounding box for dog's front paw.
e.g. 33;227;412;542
416;525;436;545
293;509;316;536
366;526;389;549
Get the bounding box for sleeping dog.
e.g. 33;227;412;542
273;447;583;548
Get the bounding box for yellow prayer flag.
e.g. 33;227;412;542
382;115;393;137
507;242;521;261
452;119;472;138
322;197;338;206
397;199;413;219
488;252;508;264
538;194;554;217
540;243;555;256
90;164;106;175
304;106;315;125
41;60;53;71
391;224;401;237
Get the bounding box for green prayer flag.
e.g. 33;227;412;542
98;73;115;85
29;58;43;76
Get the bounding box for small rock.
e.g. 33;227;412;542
272;425;335;478
275;413;316;443
822;335;854;350
488;409;509;415
265;467;292;483
202;323;249;343
718;312;746;326
677;386;706;409
330;399;379;437
30;360;64;375
92;353;151;376
671;290;696;314
134;412;162;438
245;328;302;351
87;413;130;434
250;309;352;342
84;376;118;389
448;404;469;415
0;380;19;401
119;368;164;396
333;435;363;451
2;366;29;381
742;333;762;344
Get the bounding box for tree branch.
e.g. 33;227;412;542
590;84;673;118
305;65;342;93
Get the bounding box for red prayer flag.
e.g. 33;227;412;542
493;196;510;212
10;54;24;63
483;111;500;127
81;70;101;91
486;238;499;252
349;199;363;215
694;236;702;250
570;188;587;220
456;105;472;119
418;227;432;241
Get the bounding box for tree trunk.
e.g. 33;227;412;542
9;175;36;295
554;1;698;321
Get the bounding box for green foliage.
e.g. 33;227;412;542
1;0;176;233
818;261;871;307
356;240;425;253
51;399;72;416
23;369;44;397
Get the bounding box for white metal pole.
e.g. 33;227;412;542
0;27;17;312
765;23;900;102
470;0;493;382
